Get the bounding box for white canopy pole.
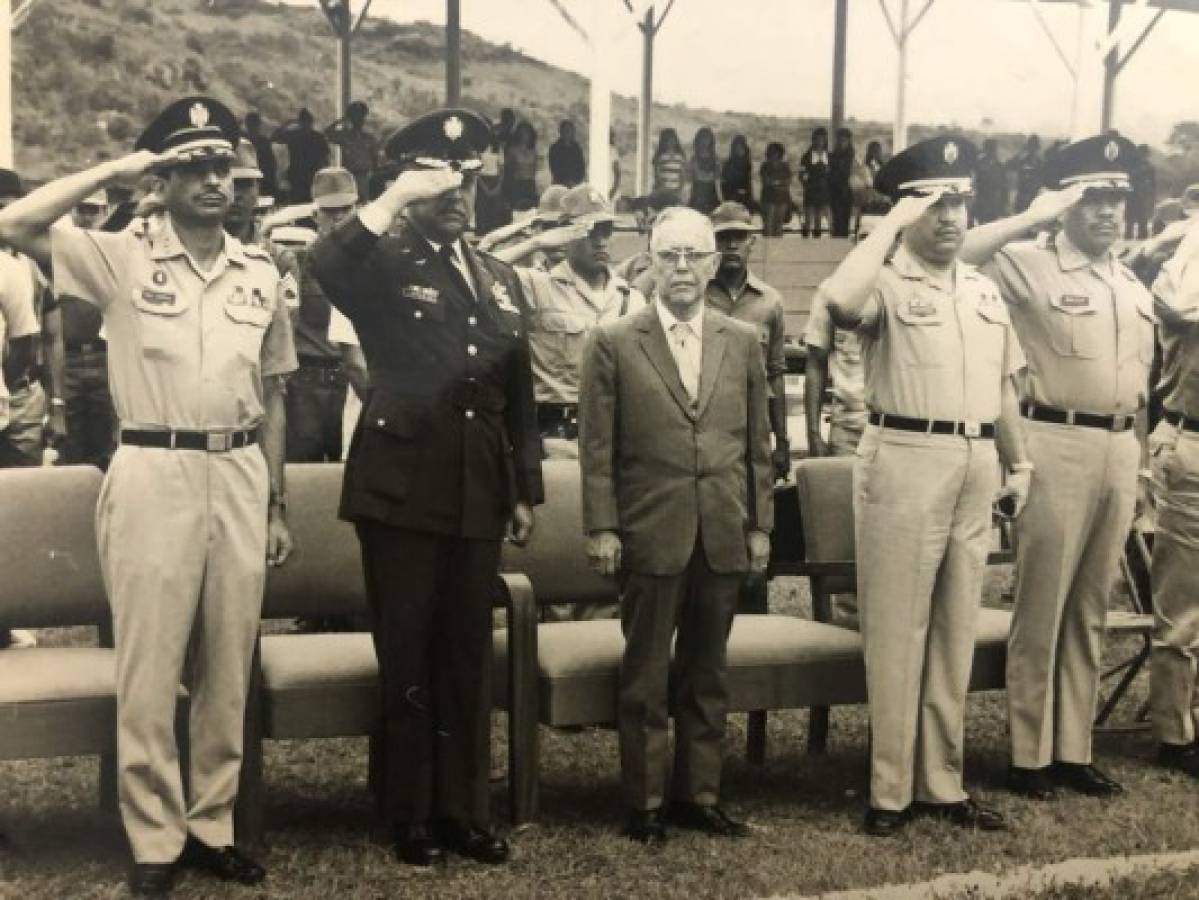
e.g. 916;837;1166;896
588;0;612;196
1;0;12;169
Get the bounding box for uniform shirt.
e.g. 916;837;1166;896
282;245;342;362
327;125;378;177
0;251;40;428
49;218;298;431
517;259;645;404
1152;241;1199;415
856;245;1024;423
705;270;787;395
983;231;1155;415
805;286;868;430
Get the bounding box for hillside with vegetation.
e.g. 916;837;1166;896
11;0;1197;198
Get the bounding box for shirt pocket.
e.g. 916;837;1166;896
224;300;274;364
536;311;589;370
1046;293;1101;359
357;393;423;502
973;303;1008;372
1134;293;1157;366
892;298;948;368
131;287;187;358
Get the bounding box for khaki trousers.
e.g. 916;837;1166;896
855;427;999;811
1149;421;1199;745
98;444;268;863
829;418;865;629
618;545;741;811
1007;421;1138;768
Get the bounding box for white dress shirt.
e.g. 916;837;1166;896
656;299;703;402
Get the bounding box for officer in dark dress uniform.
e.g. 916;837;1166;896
309;108;543;868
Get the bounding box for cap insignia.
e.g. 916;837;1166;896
1104;140;1120;162
189;103;210;129
944;142;959;165
444;116;464;141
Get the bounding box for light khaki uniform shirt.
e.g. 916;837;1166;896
856;245;1025;423
1153;241;1199;416
983;232;1154;415
517;259;645;404
50;218;297;431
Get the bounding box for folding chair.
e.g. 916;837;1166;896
1095;521;1155;731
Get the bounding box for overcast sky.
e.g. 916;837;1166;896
284;0;1197;146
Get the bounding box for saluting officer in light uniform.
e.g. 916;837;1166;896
962;135;1152;800
824;136;1032;837
0;97;296;897
1146;221;1199;778
309;109;543;868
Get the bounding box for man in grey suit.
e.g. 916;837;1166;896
579;207;774;845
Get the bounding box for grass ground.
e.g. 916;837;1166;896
3;571;1198;899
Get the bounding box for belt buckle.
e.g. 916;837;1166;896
207;432;234;453
963;420;982;439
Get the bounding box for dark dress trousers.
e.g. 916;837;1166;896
310;217;543;827
579;306;774;811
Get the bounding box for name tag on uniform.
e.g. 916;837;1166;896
401;285;440;304
906;298;939;317
139;288;177;307
1058;294;1092;310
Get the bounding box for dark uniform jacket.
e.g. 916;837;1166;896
310;217;544;539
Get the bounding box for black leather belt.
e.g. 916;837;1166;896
537;402;578;423
65;339;106;353
120;428;258;452
869;411;995;439
1022;403;1135;432
1164;410;1199;433
297;355;344;370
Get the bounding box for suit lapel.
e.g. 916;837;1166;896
636;306;696;419
695;311;727;419
460;242;500;327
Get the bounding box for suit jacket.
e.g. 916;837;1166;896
579;304;773;575
309;217;543;539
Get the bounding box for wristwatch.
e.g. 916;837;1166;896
269;491;289;513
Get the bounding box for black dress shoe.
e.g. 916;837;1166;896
177;837;266;885
1157;742;1199;778
1008;765;1057;800
863;807;909;837
665;802;750;838
129;863;175;897
435;820;509;864
393;824;446;867
914;797;1007;831
1051;762;1124;797
622;808;668;846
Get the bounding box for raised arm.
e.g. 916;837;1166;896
0;152;166;268
960;185;1086;266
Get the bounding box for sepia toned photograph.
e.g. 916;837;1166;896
2;1;1199;897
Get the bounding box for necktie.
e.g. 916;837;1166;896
437;243;476;303
670;322;700;403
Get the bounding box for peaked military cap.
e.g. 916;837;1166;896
874;135;977;202
383;108;491;172
560;183;615;225
135;96;239;160
230;140;263;180
1042;134;1137;192
312;166;358;209
710;201;755;234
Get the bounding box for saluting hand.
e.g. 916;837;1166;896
1024;183;1088;226
535;222;591;250
103;150;179;186
886;189;945;229
587;530;622;578
389;167;464;206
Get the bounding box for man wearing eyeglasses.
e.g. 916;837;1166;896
825;136;1031;838
579;206;773;845
961;135;1154;802
0;96;297;896
309;108;543;868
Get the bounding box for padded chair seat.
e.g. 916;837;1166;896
0;647;117;759
259;633;380;739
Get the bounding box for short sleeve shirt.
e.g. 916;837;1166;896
982;232;1154;415
49;218;298;431
0;251;40;426
705;271;787;392
1152;242;1199;415
517;260;645;404
804;286;867;425
856;245;1024;423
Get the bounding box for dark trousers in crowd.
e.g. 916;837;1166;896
61;347;116;470
285;359;349;464
0;381;45;468
802;203;830;238
356;522;499;828
829;191;854;238
760;200;791;237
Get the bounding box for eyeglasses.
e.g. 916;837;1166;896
173;158;232;179
655;248;718;267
